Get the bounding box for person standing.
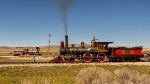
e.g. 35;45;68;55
33;56;39;62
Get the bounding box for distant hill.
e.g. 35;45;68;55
15;44;90;49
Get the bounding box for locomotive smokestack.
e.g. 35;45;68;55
65;35;68;48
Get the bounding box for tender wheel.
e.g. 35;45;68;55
70;57;75;63
97;53;107;62
83;53;93;62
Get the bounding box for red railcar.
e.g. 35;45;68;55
109;47;143;61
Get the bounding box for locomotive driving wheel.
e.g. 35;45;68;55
54;56;64;63
83;53;93;62
97;53;107;62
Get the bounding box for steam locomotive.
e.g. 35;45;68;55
14;47;41;56
54;35;143;63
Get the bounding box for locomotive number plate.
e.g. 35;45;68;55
64;54;71;59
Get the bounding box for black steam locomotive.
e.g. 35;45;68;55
55;35;143;63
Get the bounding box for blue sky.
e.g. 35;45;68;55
0;0;150;47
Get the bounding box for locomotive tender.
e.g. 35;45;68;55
56;35;143;63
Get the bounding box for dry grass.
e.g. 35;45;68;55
0;65;150;84
21;79;53;84
21;79;33;84
76;67;150;84
76;67;113;84
114;68;150;84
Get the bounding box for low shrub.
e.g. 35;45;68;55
76;67;150;84
76;67;113;84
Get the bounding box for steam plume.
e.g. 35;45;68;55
58;0;74;35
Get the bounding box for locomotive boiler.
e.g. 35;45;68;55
56;35;143;63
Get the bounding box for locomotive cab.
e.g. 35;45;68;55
94;42;113;62
95;42;113;53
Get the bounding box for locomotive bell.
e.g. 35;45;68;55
91;39;96;47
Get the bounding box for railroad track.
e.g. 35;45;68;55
0;62;150;67
0;62;52;64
